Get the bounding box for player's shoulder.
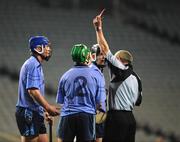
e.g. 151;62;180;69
23;56;40;70
89;64;104;77
60;67;76;79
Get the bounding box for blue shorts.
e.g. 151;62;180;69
57;113;96;141
96;122;105;138
15;107;47;137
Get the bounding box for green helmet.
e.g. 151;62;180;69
71;44;91;63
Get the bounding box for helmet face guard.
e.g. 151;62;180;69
71;44;90;64
91;44;100;56
90;44;101;62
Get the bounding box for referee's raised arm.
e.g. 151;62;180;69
93;9;110;55
93;10;127;70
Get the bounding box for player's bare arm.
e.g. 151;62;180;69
28;88;59;116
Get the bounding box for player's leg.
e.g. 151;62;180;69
76;113;96;142
15;107;47;142
95;123;105;142
21;136;38;142
20;121;47;142
36;115;48;142
57;137;63;142
35;111;48;142
38;134;48;142
56;115;75;142
96;138;102;142
15;107;37;142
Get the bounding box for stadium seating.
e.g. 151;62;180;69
0;0;179;141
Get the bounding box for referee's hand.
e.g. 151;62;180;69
93;9;105;30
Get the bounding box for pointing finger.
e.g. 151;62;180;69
99;8;106;17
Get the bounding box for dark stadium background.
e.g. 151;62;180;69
0;0;180;141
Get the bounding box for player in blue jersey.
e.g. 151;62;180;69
15;36;59;142
56;43;106;142
90;44;106;142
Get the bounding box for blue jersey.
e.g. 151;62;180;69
56;65;106;116
16;56;45;116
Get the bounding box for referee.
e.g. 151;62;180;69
92;11;142;142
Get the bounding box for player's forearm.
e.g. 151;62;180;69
28;89;50;111
96;28;110;55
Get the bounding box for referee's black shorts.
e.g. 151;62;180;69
103;110;136;142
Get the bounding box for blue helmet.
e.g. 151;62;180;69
29;36;49;52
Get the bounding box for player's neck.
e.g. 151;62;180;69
33;54;43;63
